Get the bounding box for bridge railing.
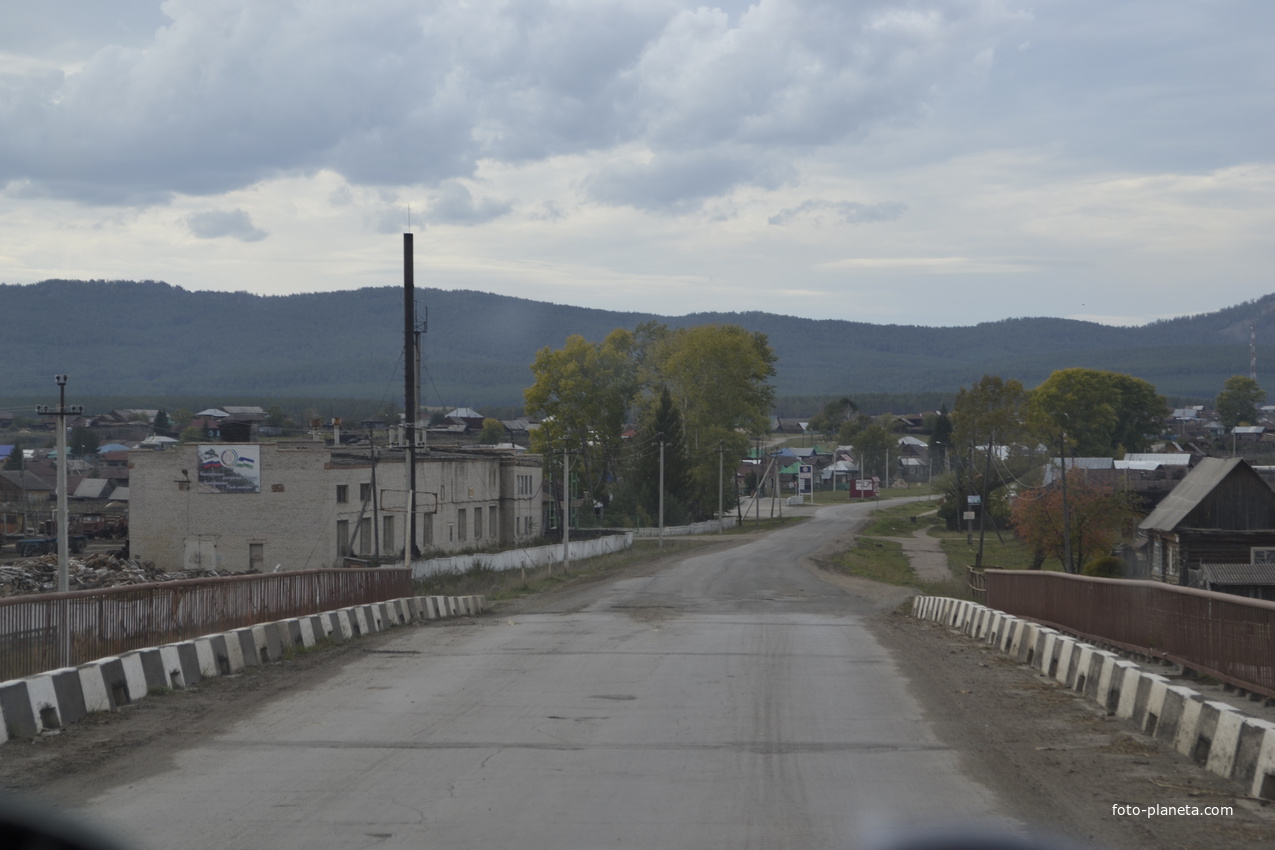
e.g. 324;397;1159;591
985;570;1275;700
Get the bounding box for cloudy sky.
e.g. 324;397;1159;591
1;0;1272;327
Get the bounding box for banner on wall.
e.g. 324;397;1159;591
197;445;261;494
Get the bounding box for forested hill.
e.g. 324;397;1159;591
3;279;1275;407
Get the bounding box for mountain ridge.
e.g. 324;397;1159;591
3;279;1273;407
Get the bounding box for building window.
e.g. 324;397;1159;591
360;518;371;555
1253;548;1275;564
458;508;467;541
422;515;433;545
249;543;263;572
383;515;394;552
474;508;483;539
360;482;371;502
517;473;533;496
489;506;498;539
337;520;349;555
336;485;349;504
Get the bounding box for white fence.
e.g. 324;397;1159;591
410;533;635;580
630;517;738;537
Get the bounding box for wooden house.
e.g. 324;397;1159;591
1138;457;1275;587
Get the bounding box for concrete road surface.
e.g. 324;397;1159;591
81;500;1021;850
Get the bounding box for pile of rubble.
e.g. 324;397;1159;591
0;553;234;597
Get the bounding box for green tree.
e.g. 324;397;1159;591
621;388;692;525
952;375;1029;453
851;424;895;481
928;405;953;469
478;417;506;444
808;397;858;440
3;440;23;471
153;409;171;433
1028;368;1165;457
524;329;637;511
645;324;775;517
1216;375;1265;428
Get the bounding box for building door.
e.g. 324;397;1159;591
249;543;264;572
183;536;217;571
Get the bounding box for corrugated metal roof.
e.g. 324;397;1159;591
1123;453;1191;465
1138;457;1246;531
1199;563;1275;586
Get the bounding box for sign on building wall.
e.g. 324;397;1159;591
198;445;261;494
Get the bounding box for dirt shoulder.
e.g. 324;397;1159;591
867;606;1275;850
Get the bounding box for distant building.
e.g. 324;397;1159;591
129;441;544;572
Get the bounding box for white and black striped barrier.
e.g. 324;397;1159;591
911;596;1275;802
0;594;486;744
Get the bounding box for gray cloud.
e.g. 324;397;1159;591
422;181;512;226
184;208;267;242
768;199;907;226
1;1;1271;212
584;151;795;212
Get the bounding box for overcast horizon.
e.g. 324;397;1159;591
2;1;1273;329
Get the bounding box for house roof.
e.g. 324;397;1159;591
72;478;114;499
447;407;483;419
1122;453;1191;466
1139;457;1255;532
1199;563;1275;586
0;469;54;491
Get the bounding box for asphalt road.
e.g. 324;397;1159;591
79;500;1023;850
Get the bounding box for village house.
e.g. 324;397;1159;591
1138;457;1275;592
129;441;544;573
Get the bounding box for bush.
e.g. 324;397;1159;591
1082;555;1123;578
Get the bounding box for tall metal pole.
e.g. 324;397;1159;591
37;376;81;667
718;441;724;534
562;449;571;571
658;440;665;549
403;233;417;567
1060;431;1074;574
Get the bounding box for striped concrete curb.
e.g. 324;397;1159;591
0;594;486;745
911;595;1275;801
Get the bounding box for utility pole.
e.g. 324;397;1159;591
1059;431;1074;574
403;232;417;569
975;430;994;568
718;440;724;534
658;440;665;549
562;448;571;571
37;375;82;668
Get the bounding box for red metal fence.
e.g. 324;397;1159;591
985;570;1275;699
0;569;412;681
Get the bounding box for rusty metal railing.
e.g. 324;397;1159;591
986;571;1275;700
966;566;987;605
0;569;412;681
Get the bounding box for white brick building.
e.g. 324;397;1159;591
129;441;544;572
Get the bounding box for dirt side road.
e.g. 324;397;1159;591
1;539;1273;849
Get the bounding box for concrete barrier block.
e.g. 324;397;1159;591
234;628;261;667
158;645;185;689
372;603;389;629
1097;658;1138;713
1128;672;1169;728
97;658;132;708
1038;631;1060;676
349;607;369;636
1173;694;1207;759
120;649;162;695
0;680;37;738
193;635;226;676
1206;703;1247;778
213;632;244;673
25;673;62;732
192;637;217;677
47;667;87;727
332;610;354;640
77;661;113;713
283;618;304;649
1249;723;1275;800
1232;718;1275;790
175;641;202;686
1053;637;1079;686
